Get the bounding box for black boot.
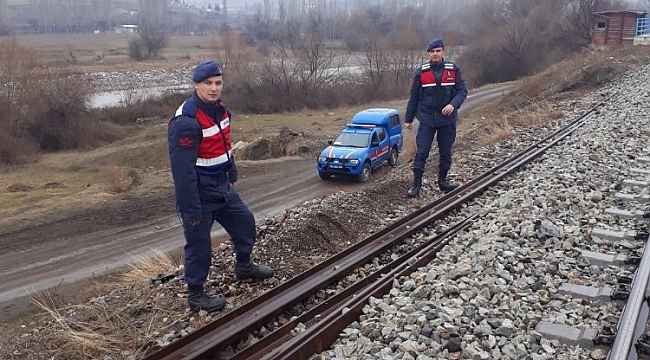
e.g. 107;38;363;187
188;286;226;312
407;169;423;198
438;177;459;193
235;262;274;281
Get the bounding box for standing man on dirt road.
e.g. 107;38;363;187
405;38;468;198
168;60;273;312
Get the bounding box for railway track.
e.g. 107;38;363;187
143;100;608;360
598;160;650;360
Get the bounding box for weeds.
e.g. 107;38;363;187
30;250;182;359
33;292;123;356
107;166;140;193
0;40;125;165
121;250;180;284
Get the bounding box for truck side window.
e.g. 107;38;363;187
377;128;386;141
390;115;400;128
371;132;379;145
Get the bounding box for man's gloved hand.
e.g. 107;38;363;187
182;212;202;227
228;156;238;184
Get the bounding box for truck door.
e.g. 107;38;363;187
370;128;390;168
369;130;381;168
377;127;390;162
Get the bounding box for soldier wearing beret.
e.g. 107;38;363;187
405;38;468;197
168;60;273;312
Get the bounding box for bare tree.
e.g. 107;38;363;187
129;0;169;60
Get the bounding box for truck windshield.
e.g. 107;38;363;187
333;132;370;148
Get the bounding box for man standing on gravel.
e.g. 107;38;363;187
168;60;273;312
405;38;468;197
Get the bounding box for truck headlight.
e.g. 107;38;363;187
319;156;327;163
349;159;360;166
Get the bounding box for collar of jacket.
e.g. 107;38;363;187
429;59;445;70
192;92;224;116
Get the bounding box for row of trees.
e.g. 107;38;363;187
458;0;629;85
242;0;637;87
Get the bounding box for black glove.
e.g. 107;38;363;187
181;212;202;228
228;156;238;184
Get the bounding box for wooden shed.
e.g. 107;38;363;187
592;10;648;46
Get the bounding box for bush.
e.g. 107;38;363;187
128;24;169;61
128;37;146;61
91;92;187;126
0;130;36;165
0;40;126;165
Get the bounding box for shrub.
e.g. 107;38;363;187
128;37;146;61
0;130;36;165
0;40;126;165
128;23;168;61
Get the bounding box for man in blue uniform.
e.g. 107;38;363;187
168;60;273;312
405;38;468;197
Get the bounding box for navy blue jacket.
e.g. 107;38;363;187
168;94;237;220
405;60;468;128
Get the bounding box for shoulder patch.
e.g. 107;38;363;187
444;63;456;70
421;63;431;70
178;135;194;149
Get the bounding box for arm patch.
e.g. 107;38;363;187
178;136;194;148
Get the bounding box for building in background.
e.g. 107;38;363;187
592;10;649;46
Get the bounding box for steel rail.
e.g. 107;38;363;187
143;101;606;360
233;215;478;360
261;216;477;360
608;224;650;360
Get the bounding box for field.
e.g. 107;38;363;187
5;32;220;71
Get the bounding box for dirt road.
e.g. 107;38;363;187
0;84;513;320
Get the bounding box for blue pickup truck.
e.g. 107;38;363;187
317;108;402;182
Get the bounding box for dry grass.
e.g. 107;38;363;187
479;117;515;145
473;102;564;145
32;292;124;356
461;47;650;146
31;275;179;359
107;166;142;194
8;33;220;69
121;250;181;284
500;47;650;111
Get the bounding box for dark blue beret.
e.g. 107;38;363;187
192;60;223;83
427;39;445;51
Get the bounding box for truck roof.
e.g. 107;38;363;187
351;108;399;127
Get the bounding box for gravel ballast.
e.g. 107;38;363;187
314;65;650;360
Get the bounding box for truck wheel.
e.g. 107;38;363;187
358;162;371;183
319;172;331;181
388;148;399;167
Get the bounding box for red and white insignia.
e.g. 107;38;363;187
178;136;193;148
